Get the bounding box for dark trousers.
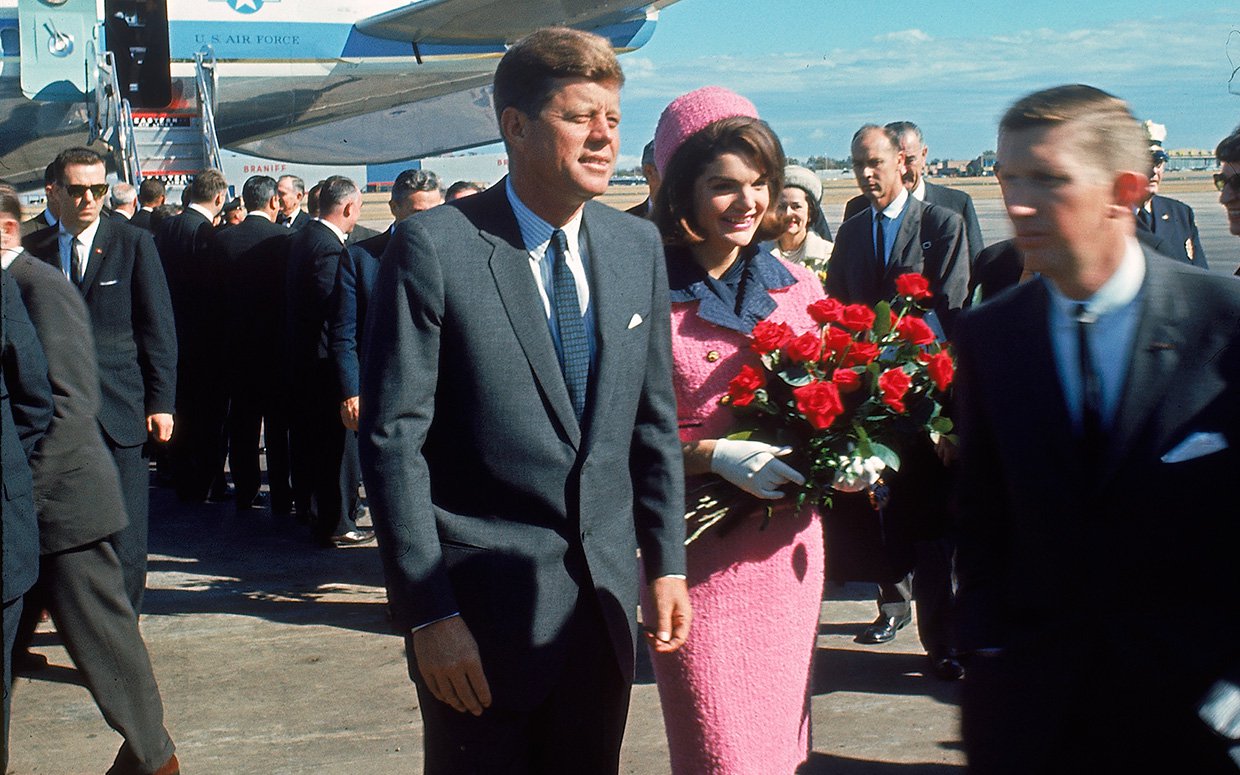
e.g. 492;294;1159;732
21;541;175;770
876;537;955;656
3;595;21;773
264;403;294;513
107;439;150;615
414;603;629;775
289;361;359;541
227;377;264;504
172;359;228;502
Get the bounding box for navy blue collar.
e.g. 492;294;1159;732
667;245;797;334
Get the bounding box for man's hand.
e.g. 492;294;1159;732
146;413;173;442
412;616;492;716
340;396;360;431
646;576;692;654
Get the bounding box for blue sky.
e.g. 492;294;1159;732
611;0;1240;165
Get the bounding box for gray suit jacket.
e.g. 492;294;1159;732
8;253;129;554
358;182;685;709
827;195;969;336
844;182;983;263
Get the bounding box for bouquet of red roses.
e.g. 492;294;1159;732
685;272;955;544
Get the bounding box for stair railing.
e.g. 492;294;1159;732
194;48;224;173
89;47;141;185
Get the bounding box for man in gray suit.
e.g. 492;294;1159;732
2;186;179;775
844;121;984;264
359;27;691;773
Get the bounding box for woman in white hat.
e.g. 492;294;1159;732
771;165;833;283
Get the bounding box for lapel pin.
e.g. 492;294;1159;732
921;241;932;250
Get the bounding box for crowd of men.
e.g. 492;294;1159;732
1;27;1238;771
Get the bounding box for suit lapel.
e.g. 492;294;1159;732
884;196;921;281
78;217;112;298
481;192;581;448
578;207;633;452
1098;253;1186;485
1008;283;1081;471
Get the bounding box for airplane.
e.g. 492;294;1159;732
0;0;680;191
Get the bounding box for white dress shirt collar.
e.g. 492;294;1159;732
314;217;349;244
911;177;927;202
188;202;216;222
1044;236;1145;320
873;186;910;221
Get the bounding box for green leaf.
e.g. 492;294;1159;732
725;430;754;441
870;443;901;471
929;415;954;434
872;300;892;337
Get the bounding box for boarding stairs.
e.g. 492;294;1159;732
90;48;223;194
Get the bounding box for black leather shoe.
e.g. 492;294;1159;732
855;613;912;644
237;492;267;511
929;654;965;681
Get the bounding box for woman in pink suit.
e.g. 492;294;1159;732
641;87;827;774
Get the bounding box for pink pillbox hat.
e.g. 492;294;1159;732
653;86;759;175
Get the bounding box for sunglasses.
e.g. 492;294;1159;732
62;183;110;200
1214;173;1240;194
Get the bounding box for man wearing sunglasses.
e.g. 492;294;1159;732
23;147;177;617
1133;124;1207;268
1214;127;1240;265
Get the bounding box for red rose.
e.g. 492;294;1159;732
838;304;877;332
895;273;933;300
807;298;845;325
821;326;853;356
750;320;795;355
784;331;822;364
924;350;954;391
841;341;880;366
895;315;936;346
878;367;913;413
793;380;844;430
832;368;862;394
726;364;766;406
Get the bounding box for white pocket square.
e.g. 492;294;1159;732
1161;431;1228;463
99;279;119;286
627;313;643;329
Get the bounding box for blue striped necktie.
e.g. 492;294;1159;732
549;229;589;421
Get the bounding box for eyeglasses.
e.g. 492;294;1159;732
62;183;109;200
1213;173;1240;194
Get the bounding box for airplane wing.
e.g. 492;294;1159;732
357;0;680;45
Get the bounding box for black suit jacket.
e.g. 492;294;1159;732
285;219;348;374
8;253;129;553
154;207;218;358
19;210;55;238
358;182;686;709
1137;194;1207;269
954;251;1240;749
128;207;154;232
209;214;290;381
347;223;381;245
827;195;969;336
1;269;52;601
968;239;1024;305
845;181;983;263
24;219;177;447
328;232;385;400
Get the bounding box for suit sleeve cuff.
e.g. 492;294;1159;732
410;612;460;634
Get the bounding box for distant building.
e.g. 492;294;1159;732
967;151;996;177
367;153;509;191
1165;149;1220;172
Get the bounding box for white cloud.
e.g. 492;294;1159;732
874;29;931;44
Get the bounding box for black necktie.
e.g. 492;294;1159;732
549;229;589;421
875;213;886;265
1137;208;1152;231
1075;303;1105;461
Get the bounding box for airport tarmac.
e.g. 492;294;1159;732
8;486;963;774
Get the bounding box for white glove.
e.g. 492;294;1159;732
710;439;806;500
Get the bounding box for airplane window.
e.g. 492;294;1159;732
0;28;18;58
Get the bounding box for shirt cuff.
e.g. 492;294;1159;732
410;612;460;633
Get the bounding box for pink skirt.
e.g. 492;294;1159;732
643;505;825;775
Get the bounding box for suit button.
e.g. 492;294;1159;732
706;350;720;362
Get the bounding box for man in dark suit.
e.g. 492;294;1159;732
1217;125;1240;249
285;176;371;547
844;122;983;265
1;253;52;773
826;123;968;679
330;168;443;435
358;27;690;773
155;169;229;503
2;187;180;775
24;147;177;616
276;175;311;230
20;163;58;238
955;84;1240;773
129;178;166;232
210;175;293;513
625;140;660;219
1135;143;1208;268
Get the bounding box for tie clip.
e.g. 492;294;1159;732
1147;342;1176;352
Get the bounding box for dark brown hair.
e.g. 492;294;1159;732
187;168;228;204
653;116;786;246
52;147;106;185
1216;124;1240;164
493;27;624;122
